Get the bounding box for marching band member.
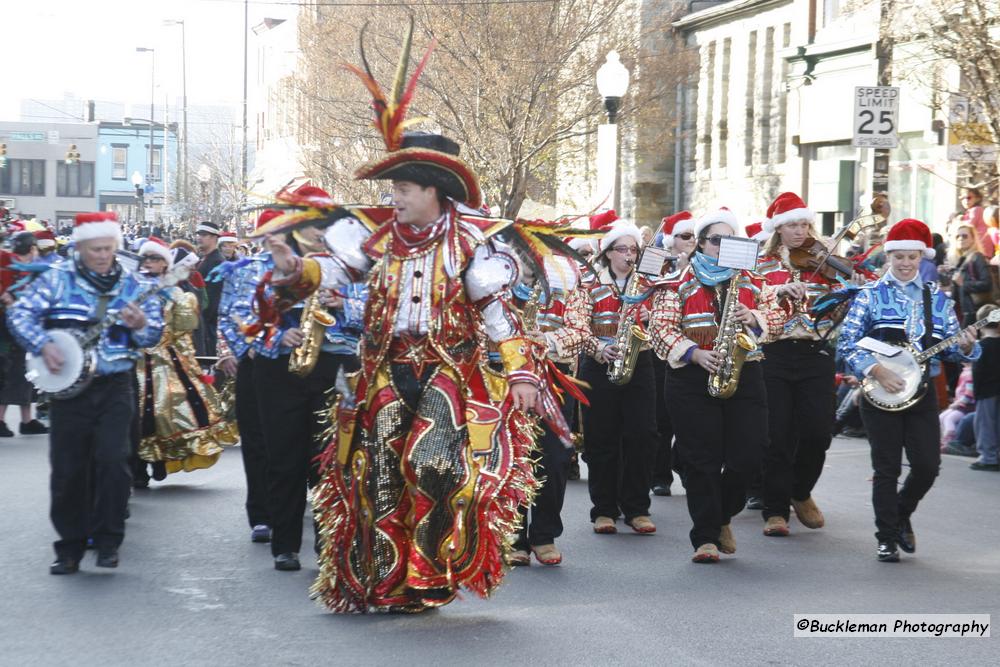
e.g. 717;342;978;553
756;193;838;537
648;207;782;563
7;212;164;574
134;239;238;478
837;218;979;562
563;215;658;535
509;254;581;565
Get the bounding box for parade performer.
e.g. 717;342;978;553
560;214;658;535
837;218;979;562
648;208;782;563
7;212;164;574
134;239;238;477
251;26;590;612
755;193;839;537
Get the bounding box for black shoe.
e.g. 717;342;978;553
0;423;13;438
746;496;764;511
274;553;301;571
132;476;149;489
19;419;49;435
970;461;1000;471
151;461;167;481
840;427;867;439
898;518;916;554
651;482;672;497
251;525;272;543
567;457;581;481
50;556;80;575
877;541;900;562
96;548;119;568
942;444;977;457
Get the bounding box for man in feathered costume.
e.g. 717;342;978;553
253;23;594;613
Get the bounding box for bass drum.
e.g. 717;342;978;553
24;329;95;399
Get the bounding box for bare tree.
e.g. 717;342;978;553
295;0;692;218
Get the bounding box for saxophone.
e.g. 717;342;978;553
707;276;758;399
607;267;650;385
520;282;544;330
288;289;337;377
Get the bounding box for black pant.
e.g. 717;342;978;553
515;369;575;549
580;350;657;522
651;356;675;488
761;340;835;520
236;356;269;528
49;373;134;559
666;362;767;549
254;352;353;556
860;384;940;543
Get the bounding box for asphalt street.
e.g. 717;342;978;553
1;425;997;666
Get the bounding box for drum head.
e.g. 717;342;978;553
25;330;86;394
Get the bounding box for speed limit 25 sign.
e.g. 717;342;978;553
853;86;900;149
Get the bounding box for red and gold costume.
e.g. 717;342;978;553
756;250;837;340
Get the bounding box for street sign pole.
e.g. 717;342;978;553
873;0;893;197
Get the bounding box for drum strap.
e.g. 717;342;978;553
921;285;933;381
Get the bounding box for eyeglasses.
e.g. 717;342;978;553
610;245;638;255
674;232;694;240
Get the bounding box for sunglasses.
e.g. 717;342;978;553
611;245;638;255
674;232;694;240
702;234;729;246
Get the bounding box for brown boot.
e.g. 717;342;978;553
531;543;563;565
791;497;825;529
506;549;530;566
718;524;736;554
692;543;719;563
763;516;790;537
593;516;617;534
626;515;656;534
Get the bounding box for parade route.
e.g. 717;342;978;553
2;431;996;666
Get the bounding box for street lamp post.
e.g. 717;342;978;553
164;19;188;207
595;51;630;212
196;164;211;235
136;47;156;200
132;171;145;234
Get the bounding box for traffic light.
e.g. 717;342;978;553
64;144;80;165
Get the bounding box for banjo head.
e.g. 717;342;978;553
862;344;924;411
25;329;88;394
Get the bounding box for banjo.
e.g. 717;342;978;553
860;308;1000;411
24;264;190;399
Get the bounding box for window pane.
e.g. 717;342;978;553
82;163;94;197
57;162;68;196
33;160;45;195
112;148;127;179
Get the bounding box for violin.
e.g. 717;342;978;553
788;238;856;281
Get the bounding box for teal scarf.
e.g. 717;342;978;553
690;252;735;287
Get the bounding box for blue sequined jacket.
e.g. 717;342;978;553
6;259;165;376
837;274;980;378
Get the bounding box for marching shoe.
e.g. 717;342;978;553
763;516;790;537
692;544;719;563
151;462;167;482
50;557;80;575
532;544;563;565
745;496;764;511
898;518;916;554
970;461;1000;471
593;516;617;534
506;549;531;566
251;525;272;543
876;541;899;562
0;423;13;438
626;516;656;534
651;482;672;497
96;548;119;568
19;419;49;435
791;497;825;529
718;525;736;554
274;553;301;571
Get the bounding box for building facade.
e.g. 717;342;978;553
96;120;178;228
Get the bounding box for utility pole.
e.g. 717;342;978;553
241;0;249;211
873;0;893;197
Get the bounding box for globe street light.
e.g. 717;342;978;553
595;50;631;212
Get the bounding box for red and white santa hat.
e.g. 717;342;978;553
662;211;694;243
593;210;643;256
73;211;122;244
745;222;770;243
219;230;238;244
33;229;57;249
764;192;814;233
884;218;935;259
694;207;740;239
138;236;173;267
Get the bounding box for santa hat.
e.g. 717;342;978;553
219;231;238;244
662;210;694;243
170;245;200;270
73;211;122;244
138;237;173;266
884;218;935;259
764;192;814;233
694;207;740;239
33;229;57;249
597;220;643;256
256;209;282;230
745;222;771;243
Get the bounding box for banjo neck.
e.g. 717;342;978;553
914;314;993;364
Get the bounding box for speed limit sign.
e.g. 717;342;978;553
853;86;900;148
